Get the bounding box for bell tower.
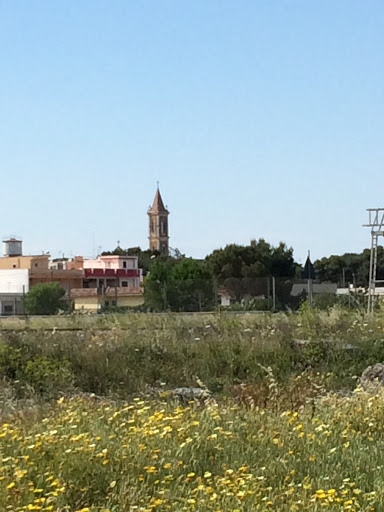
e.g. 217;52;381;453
148;186;169;254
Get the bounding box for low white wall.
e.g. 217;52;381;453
0;269;29;294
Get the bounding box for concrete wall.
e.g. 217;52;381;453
66;256;84;270
115;295;144;307
0;255;49;271
0;295;25;316
73;293;144;311
73;296;100;312
0;269;29;294
85;277;140;288
30;274;83;292
83;256;138;270
220;295;231;307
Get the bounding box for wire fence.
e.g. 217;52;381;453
143;277;344;312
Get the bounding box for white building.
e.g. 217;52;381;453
0;269;29;316
75;255;142;289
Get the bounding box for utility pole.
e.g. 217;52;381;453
68;286;72;313
267;277;271;310
363;208;384;313
163;282;167;311
307;250;313;307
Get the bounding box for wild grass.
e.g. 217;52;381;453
0;307;383;510
0;307;381;400
1;390;384;511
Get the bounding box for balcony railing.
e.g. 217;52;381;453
84;268;140;278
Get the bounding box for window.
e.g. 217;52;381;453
122;281;128;287
4;305;13;314
12;265;16;269
112;300;116;306
34;263;38;268
104;301;109;307
123;261;127;268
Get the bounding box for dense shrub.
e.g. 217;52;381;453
25;282;67;315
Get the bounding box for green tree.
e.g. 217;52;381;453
145;258;216;311
205;239;297;301
314;248;384;287
170;258;216;311
144;258;175;311
25;282;67;315
206;239;296;279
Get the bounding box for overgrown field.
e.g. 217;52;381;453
2;391;384;511
1;308;384;511
0;308;383;402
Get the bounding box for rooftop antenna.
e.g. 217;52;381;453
363;208;384;313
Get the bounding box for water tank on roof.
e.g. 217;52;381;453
3;238;23;257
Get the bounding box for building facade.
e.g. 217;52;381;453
0;269;29;316
71;286;144;312
0;237;146;313
68;254;144;311
67;255;141;290
148;188;169;254
29;269;83;293
0;254;50;271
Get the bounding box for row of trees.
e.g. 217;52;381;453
314;248;384;287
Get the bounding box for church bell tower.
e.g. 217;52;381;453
148;186;169;254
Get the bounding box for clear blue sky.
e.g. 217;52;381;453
1;1;383;263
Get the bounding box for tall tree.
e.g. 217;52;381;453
25;282;67;315
206;239;296;279
206;239;297;300
145;258;215;311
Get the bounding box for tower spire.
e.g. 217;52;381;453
148;187;170;254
